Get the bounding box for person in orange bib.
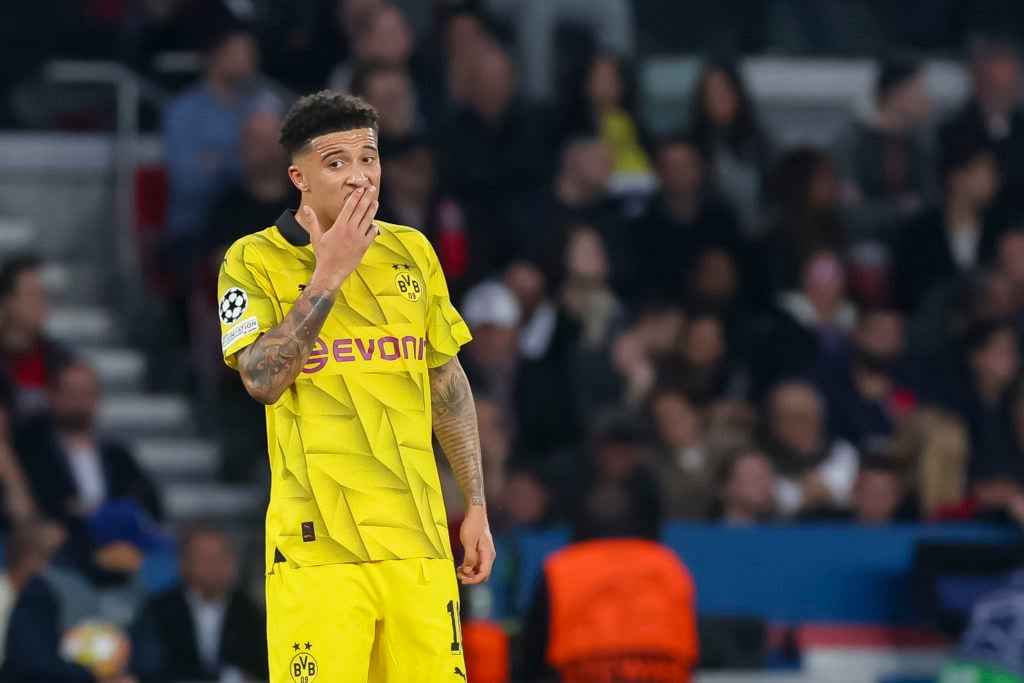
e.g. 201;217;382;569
518;485;698;682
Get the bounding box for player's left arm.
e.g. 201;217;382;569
429;356;496;584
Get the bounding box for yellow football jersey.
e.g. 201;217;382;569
218;210;472;572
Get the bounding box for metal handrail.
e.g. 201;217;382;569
42;60;169;286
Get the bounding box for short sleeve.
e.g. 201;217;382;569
218;241;279;368
423;240;472;368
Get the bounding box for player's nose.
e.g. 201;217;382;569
346;171;370;186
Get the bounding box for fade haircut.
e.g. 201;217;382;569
279;90;380;156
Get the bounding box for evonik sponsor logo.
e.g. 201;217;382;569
301;336;426;373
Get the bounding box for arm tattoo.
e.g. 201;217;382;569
238;287;335;404
430;357;485;507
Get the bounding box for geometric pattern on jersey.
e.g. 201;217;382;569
218;210;471;571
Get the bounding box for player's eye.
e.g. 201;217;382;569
329;160;344;168
362;156;377;164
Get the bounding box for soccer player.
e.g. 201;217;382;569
217;91;495;682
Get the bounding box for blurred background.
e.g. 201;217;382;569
2;0;1024;682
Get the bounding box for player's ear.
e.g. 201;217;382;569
288;164;309;193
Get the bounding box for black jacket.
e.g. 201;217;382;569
1;574;95;683
14;417;163;526
893;207;1003;311
132;586;267;682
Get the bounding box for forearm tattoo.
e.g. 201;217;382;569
238;287;335;403
430;357;485;507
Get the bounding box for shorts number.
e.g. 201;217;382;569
446;599;462;653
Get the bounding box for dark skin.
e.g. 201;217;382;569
234;127;494;584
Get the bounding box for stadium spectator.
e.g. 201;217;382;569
894;128;1002;310
441;43;549;272
487;0;634;103
375;135;473;288
256;0;342;94
328;3;443;125
811;307;915;451
646;387;714;519
517;485;696;682
757;148;846;295
133;527;267;682
162;26;269;264
656;314;748;405
15;362;163;527
806;455;912;524
204;110;294;263
890;407;970;519
624;136;741;304
833;56;934;240
611;305;686;405
459;281;521;431
689;59;775;231
559;225;627;351
0;255;72;419
350;62;423;144
505;259;582;453
935;321;1020;484
1;521;136;683
558;51;651;178
327;2;413;93
570;413;663;532
763;381;860;517
745;249;856;396
505;137;621;276
334;0;385;54
684;247;744;317
939;37;1024;222
0;519;65;663
559;225;628;421
441;8;495;106
499;462;554;531
711;445;778;524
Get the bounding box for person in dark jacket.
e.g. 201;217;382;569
894;127;1003;311
938;37;1024;224
624;136;741;305
132;528;267;682
15;362;162;528
2;519;136;683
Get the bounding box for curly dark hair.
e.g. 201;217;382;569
279;90;380;155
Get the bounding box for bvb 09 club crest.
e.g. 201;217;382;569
290;643;318;683
393;264;422;302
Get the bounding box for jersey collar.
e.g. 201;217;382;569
275;209;310;247
275;208;386;247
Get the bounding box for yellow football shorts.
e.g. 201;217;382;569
266;557;468;683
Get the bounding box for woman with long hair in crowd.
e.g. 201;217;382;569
688;58;775;231
559;50;652;180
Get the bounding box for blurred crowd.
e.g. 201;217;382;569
3;0;1024;680
143;0;1024;537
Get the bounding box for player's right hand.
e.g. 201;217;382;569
305;186;379;290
